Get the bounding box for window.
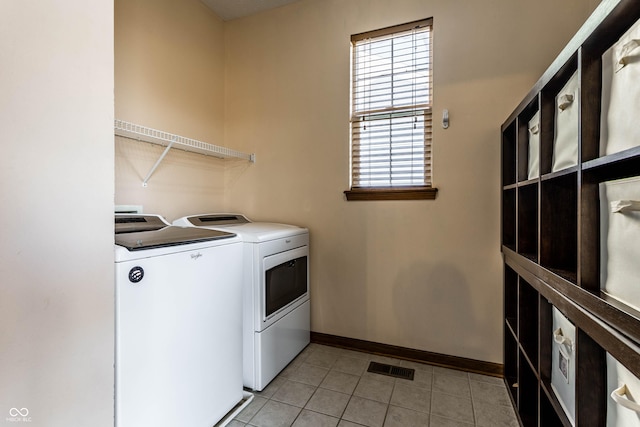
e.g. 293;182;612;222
345;18;437;201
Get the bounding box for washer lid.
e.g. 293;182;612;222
115;214;168;233
174;213;307;242
186;213;251;227
115;226;236;251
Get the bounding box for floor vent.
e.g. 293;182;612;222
367;361;415;380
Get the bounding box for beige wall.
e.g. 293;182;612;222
223;0;600;362
0;0;603;424
0;0;114;425
115;0;228;219
114;0;600;363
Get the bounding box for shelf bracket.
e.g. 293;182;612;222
142;137;176;187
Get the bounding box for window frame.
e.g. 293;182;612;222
345;18;437;201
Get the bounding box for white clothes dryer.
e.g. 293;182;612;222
173;213;310;391
114;214;244;427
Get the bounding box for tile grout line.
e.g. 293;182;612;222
327;354;351;425
379;377;397;427
234;344;515;426
467;373;478;426
429;364;435;426
312;350;349;426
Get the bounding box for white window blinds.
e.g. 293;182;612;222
350;19;433;188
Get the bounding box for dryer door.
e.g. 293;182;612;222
260;245;309;330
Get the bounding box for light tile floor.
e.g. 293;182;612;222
230;344;519;427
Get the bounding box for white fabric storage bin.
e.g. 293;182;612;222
600;176;640;311
553;71;579;172
528;111;540;179
607;353;640;426
551;306;576;426
600;18;640;156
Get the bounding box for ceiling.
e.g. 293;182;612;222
201;0;302;21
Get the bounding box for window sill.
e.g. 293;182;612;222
344;186;438;201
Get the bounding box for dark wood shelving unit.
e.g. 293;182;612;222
501;0;640;425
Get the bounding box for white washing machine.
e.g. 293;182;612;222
114;214;244;427
174;213;310;391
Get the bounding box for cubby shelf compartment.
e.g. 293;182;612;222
505;265;518;330
517;97;540;183
502;189;516;251
502;121;517;187
517;183;538;263
114;119;255;186
540;173;577;284
519;278;539;368
539;297;574;427
539;54;579;178
540;384;567;427
518;350;539;427
504;326;518;406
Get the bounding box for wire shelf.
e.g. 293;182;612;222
114;120;254;162
114;119;255;187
